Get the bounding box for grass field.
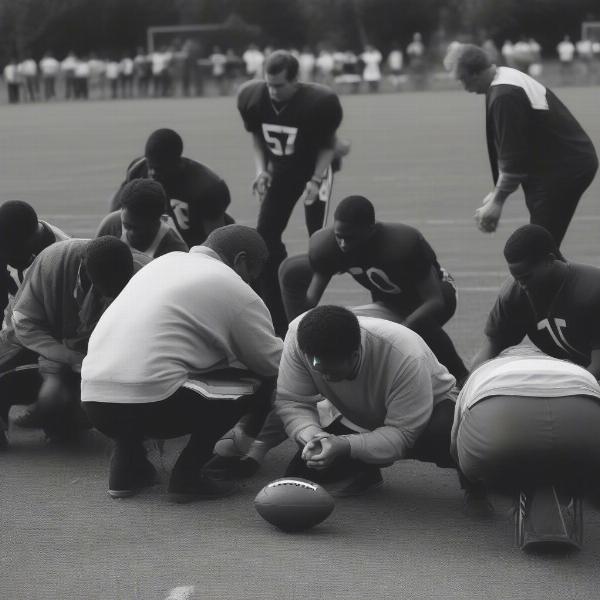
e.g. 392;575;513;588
1;88;600;599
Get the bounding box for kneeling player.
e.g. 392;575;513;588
279;195;468;382
274;305;489;513
452;346;600;533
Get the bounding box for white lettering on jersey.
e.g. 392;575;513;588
170;199;190;230
348;266;402;294
536;317;586;358
262;124;298;156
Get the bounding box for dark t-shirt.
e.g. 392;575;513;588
112;156;231;247
486;75;597;182
237;80;343;177
485;262;600;365
309;223;444;312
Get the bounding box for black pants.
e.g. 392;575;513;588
523;159;598;246
278;254;468;380
84;376;275;467
286;398;461;482
256;169;326;334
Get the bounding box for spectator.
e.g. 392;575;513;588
3;58;21;104
88;54;106;99
61;51;78;100
387;42;404;89
512;37;534;73
18;57;39;102
120;55;134;98
315;47;335;85
407;32;427;89
209;46;228;95
242;43;264;79
298;46;316;82
133;48;152;97
151;46;172;97
180;39;202;96
501;40;515;67
74;56;90;99
39;52;60;100
105;58;120;99
528;38;543;77
361;44;383;93
557;35;575;84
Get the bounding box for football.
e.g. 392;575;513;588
254;478;335;532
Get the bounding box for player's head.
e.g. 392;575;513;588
84;236;134;299
203;224;268;284
144;128;184;179
333;195;376;253
0;200;40;269
119;179;167;250
445;44;494;94
297;305;361;382
503;224;564;293
264;50;299;102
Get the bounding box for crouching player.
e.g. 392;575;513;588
452;346;600;546
81;226;282;502
273;305;490;514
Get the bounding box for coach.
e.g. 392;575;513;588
447;44;597;246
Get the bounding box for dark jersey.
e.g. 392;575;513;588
486;68;596;183
309;223;444;312
237;80;343;177
485;262;600;366
112;156;231;247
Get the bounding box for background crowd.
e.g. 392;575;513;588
3;32;600;104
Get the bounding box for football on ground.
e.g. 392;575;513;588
254;478;335;532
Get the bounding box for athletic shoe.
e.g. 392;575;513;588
13;404;46;429
108;442;157;499
328;467;383;498
463;488;495;519
167;473;238;503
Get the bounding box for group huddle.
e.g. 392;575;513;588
1;46;600;523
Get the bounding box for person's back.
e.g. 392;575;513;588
82;246;278;403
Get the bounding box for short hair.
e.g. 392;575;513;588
203;225;268;271
120;179;167;221
446;43;492;77
144;128;183;165
503;225;562;264
297;305;361;359
0;201;38;253
84;236;134;297
334;195;375;226
265;50;299;80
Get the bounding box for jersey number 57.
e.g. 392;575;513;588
262;124;298;156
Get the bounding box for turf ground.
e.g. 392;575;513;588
1;88;600;599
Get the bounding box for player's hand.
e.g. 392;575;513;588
304;435;350;470
475;193;502;233
252;171;271;203
300;180;321;206
301;432;330;461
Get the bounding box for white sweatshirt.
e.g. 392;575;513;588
275;316;456;464
81;247;282;404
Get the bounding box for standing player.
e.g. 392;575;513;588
445;44;597;245
279;195;469;382
110;128;233;248
237;49;345;333
471;224;600;379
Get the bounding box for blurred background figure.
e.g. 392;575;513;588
242;43;264;80
557;35;575;84
407;32;427;89
315;47;335;85
40;52;60;100
61;51;78;100
298;46;315;82
19;56;39;102
361;44;383;93
501;39;515;67
119;54;134;98
387;42;404;90
74;55;90;99
3;58;22;104
133;47;152;97
105;57;120;99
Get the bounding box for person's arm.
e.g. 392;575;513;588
470;335;509;372
402;266;445;330
229;297;283;377
476;94;529;233
249;131;272;200
305;271;331;311
274;329;324;444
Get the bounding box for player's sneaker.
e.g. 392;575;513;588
108;442;157;499
463;487;495;519
168;470;238;503
202;455;261;480
328;467;383;498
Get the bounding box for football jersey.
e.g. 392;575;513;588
485;262;600;366
237;80;343;176
486;67;596;182
309;223;444;312
117;156;231;247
